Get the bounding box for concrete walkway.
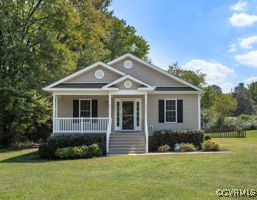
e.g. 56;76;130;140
108;150;231;156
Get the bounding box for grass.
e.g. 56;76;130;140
0;131;257;200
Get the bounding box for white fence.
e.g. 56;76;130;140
54;117;110;133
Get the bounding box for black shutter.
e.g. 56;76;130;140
73;99;79;117
177;100;183;123
92;99;98;117
159;100;164;123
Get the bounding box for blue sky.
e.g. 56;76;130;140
110;0;257;92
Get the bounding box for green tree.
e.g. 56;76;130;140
168;62;205;87
0;0;149;145
233;83;255;115
249;82;257;104
213;94;237;116
105;18;149;61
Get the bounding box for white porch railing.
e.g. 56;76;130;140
54;117;110;133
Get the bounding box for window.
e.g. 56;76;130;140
165;99;176;122
80;100;91;117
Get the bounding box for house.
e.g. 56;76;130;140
43;53;203;154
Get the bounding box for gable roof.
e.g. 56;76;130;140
108;53;203;92
43;62;125;91
102;74;155;91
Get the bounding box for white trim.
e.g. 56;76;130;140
43;62;125;91
198;94;201;129
53;91;109;96
144;93;148;153
108;53;203;92
53;94;56;133
95;69;104;79
114;98;142;131
102;74;155;90
45;88;106;91
124;80;132;88
164;99;177;123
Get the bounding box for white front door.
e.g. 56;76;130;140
114;98;141;131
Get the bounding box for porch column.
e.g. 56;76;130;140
144;93;149;153
107;93;112;154
52;94;56;133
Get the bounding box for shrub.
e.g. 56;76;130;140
204;135;211;141
202;140;220;151
54;144;101;159
158;144;171;152
180;143;196;152
150;129;204;152
46;134;106;158
38;143;49;158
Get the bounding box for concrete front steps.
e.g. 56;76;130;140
109;132;146;154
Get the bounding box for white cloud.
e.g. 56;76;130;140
239;35;257;49
230;1;247;11
229;13;257;27
244;76;257;84
235;50;257;67
183;59;234;93
227;43;237;53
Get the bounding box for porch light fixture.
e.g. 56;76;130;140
124;60;133;69
124;80;132;88
95;69;104;79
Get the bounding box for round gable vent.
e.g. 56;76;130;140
124;80;132;88
95;69;104;79
124;60;133;69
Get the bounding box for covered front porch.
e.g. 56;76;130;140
52;91;149;153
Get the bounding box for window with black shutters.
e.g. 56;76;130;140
165;99;177;123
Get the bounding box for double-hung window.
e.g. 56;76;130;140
165;99;177;123
80;100;91;117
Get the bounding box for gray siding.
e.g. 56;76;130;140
57;94;199;134
147;94;199;135
110;59;185;87
66;66;121;83
57;95;108;117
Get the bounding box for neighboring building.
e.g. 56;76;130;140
43;53;203;154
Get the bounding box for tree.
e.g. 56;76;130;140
168;62;205;87
233;83;255;115
104;18;149;61
249;82;257;104
0;0;149;145
213;94;237;116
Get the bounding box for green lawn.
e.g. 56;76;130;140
0;131;257;200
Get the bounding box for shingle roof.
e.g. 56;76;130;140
155;87;197;91
52;83;108;88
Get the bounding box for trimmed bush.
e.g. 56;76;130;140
202;140;220;151
38;143;49;158
54;144;101;159
150;129;204;152
158;144;171;152
180;143;196;152
39;134;105;159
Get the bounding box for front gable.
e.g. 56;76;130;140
108;54;203;92
102;75;154;91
